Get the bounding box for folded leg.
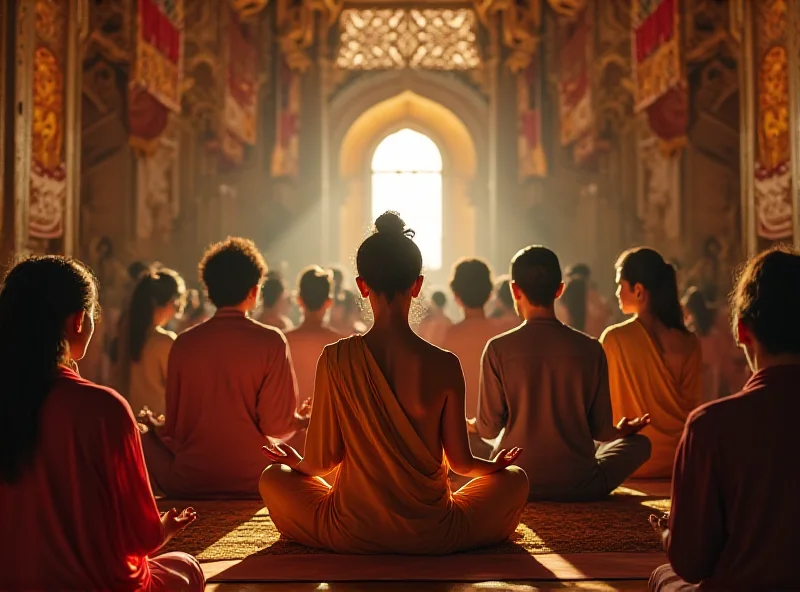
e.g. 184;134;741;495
596;434;652;492
649;563;699;592
147;552;204;592
259;463;332;548
452;465;529;551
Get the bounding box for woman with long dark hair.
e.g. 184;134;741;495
120;267;185;416
600;247;702;478
259;212;528;554
0;256;201;591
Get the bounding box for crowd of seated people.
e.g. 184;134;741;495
1;211;798;590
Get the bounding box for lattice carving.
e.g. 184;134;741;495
336;8;481;70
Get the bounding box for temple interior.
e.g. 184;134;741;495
1;0;799;590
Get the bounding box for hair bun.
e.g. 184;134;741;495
374;211;415;239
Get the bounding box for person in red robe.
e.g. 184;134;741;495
141;238;309;498
0;256;202;591
649;246;800;591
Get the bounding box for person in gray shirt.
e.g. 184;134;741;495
476;246;651;501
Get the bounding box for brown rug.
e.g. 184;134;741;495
160;487;670;562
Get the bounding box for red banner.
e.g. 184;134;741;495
518;55;547;180
270;57;300;178
224;10;258;146
558;15;593;146
633;0;682;112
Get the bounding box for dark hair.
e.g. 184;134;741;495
731;246;800;354
431;290;447;309
183;288;207;322
356;211;422;302
616;247;686;331
199;237;267;308
495;277;514;311
510;246;562;307
566;263;591;280
298;266;333;312
562;277;588;331
450;258;494;309
682;286;715;337
262;272;286;308
330;267;344;299
0;256;99;483
128;268;185;362
128;260;150;281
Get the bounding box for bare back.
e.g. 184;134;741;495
362;328;465;463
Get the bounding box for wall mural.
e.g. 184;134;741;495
270;55;300;178
517;52;547;180
754;0;792;241
29;0;67;240
558;11;592;148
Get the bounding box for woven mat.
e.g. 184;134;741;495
160;487;669;561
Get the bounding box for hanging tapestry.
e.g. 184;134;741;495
29;1;67;239
632;0;682;112
558;13;592;147
131;0;184;112
222;8;259;165
518;54;547;180
270;56;300;178
753;0;792;240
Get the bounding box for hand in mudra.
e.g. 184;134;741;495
617;414;651;437
649;512;669;536
161;507;197;546
262;442;303;469
491;447;522;470
138;407;165;430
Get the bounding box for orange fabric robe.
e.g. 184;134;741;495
259;336;529;554
152;309;299;497
0;368;203;591
600;318;702;478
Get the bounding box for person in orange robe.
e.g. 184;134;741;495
259;213;529;554
285;266;342;454
141;238;308;498
601;248;702;479
0;256;202;591
443;259;514;457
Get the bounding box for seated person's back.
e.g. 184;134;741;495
479;247;650;501
259;213;529;554
0;256;202;591
142;238;303;498
650;247;800;592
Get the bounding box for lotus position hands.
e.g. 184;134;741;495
616;414;651;437
263;442;303;469
161;507;197;547
491;447;522;471
137;407;165;433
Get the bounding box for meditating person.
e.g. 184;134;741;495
140;238;308;498
601;248;702;479
119;267;185;416
443;258;511;457
477;246;651;501
258;271;294;332
285;266;343;453
259;212;529;554
556;264;611;338
649;247;800;592
416;290;453;347
0;256;203;591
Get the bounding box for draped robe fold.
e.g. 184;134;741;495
600;318;702;478
260;336;528;554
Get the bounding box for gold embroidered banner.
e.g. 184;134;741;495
518;53;547;180
270;55;300;178
131;0;184;113
632;0;682;113
558;12;592;146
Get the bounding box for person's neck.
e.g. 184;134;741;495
520;304;556;322
751;351;800;373
217;302;251;315
635;310;660;330
462;307;486;320
300;310;327;329
371;302;411;331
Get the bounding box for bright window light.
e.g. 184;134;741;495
371;129;443;270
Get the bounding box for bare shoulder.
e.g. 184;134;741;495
421;339;462;378
600;317;637;343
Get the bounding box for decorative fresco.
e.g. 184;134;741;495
753;0;792;240
270;55;300;178
29;0;67;240
558;11;592;147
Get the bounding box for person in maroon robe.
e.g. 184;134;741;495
650;246;800;591
0;256;202;591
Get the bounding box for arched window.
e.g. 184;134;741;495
371;128;443;270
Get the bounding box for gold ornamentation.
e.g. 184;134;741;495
230;0;270;18
547;0;588;20
336;8;481;71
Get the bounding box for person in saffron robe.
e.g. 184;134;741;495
140;238;308;498
601;248;702;479
118;267;186;416
285;266;342;454
478;246;651;501
443;258;512;457
416;290;453;347
259;212;529;554
0;256;203;591
258;271;294;332
649;246;800;591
